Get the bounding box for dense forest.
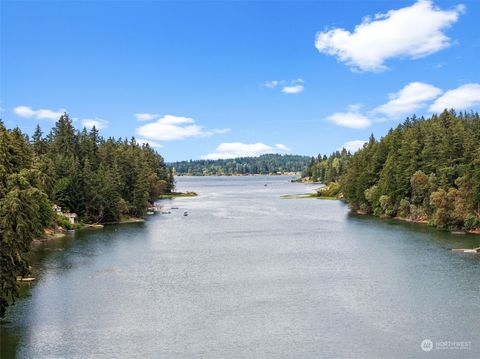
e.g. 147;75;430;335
0;114;174;316
171;154;311;175
305;110;480;231
303;149;351;183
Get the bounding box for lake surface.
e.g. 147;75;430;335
1;176;479;358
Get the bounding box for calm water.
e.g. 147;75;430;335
1;176;479;358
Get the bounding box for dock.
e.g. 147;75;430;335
452;247;480;253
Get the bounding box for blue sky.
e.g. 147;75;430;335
1;0;479;161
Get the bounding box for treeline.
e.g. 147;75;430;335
308;110;480;231
171;154;311;175
0;114;174;316
303;149;351;183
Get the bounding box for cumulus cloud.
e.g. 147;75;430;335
136;114;229;141
135;113;159;121
201;142;291;160
315;0;465;72
282;84;304;94
13;105;65;120
326;110;372;129
373;82;442;117
340;140;367;153
264;78;304;94
429;83;480;112
137;139;164;148
326;81;480;129
81;118;108;130
275;143;291;151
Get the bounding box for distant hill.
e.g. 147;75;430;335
170;154;311;176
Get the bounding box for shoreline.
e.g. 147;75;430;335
281;193;336;200
32;191;197;246
353;210;480;236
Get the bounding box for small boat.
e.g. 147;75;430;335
264;184;268;187
183;211;188;216
171;207;179;210
161;211;171;214
147;211;154;215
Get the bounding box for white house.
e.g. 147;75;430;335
63;213;78;225
53;204;78;224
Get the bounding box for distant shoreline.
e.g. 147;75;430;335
175;173;301;177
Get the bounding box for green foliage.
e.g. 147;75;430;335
0;121;54;317
171;154;311;175
0;115;173;317
303;149;351;183
55;214;79;230
340;110;480;230
316;181;341;198
399;198;411;218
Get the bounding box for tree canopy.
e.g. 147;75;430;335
305;110;480;231
0;114;174;316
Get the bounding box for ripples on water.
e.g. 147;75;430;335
1;176;479;358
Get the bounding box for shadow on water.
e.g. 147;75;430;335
0;222;145;358
347;211;480;255
0;324;20;359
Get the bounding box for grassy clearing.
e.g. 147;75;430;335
157;191;198;199
280;193;336;199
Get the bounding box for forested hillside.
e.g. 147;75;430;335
171;154;310;175
0;114;174;316
306;110;480;231
303;149;351;184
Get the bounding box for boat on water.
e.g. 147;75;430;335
161;211;171;214
183;211;188;216
147;211;154;215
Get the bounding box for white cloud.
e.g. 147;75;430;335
315;0;465;72
373;82;442;117
137;139;164;148
81;118;108;130
264;80;280;88
136;114;229;141
201;142;291;160
340;140;367;153
281;78;304;94
157;114;195;125
275;143;291;151
265;78;305;94
282;85;304;94
13;105;65;120
135;113;159;121
429;83;480;112
326;110;372;128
